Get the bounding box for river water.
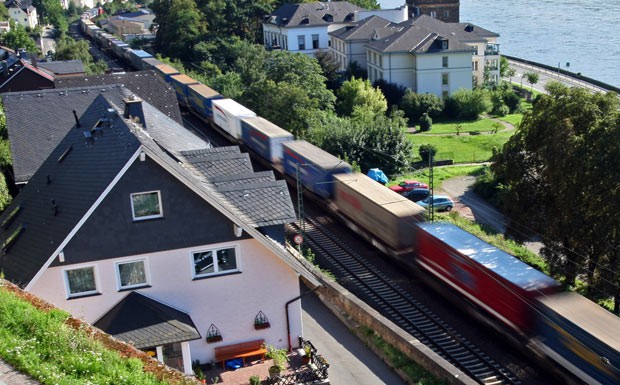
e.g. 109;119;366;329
460;0;620;88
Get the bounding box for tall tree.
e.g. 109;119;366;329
492;84;620;309
152;0;206;61
336;77;387;117
0;20;37;53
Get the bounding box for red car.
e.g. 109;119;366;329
389;180;429;194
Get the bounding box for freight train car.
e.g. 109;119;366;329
535;293;620;385
126;49;153;70
241;116;294;164
187;84;223;121
212;98;256;140
333;173;425;251
169;74;200;106
416;222;562;335
282;140;352;199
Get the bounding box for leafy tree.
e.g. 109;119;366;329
310;109;412;175
506;67;516;84
55;37;107;74
418;144;437;164
314;49;341;90
400;90;444;124
0;172;11;212
524;72;539;91
499;56;510;77
336;77;387;117
0;20;38;53
372;79;407;108
344;60;366;80
200;0;275;43
492;84;620;309
347;0;379;8
443;89;490;120
0;3;9;20
152;0;206;61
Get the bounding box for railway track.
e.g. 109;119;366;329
289;215;521;385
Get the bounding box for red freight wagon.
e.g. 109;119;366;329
415;222;561;334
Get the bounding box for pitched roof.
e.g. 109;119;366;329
408;15;499;42
365;16;473;54
93;292;201;349
0;59;55;92
0;88;303;287
55;71;182;124
2;81;181;184
37;60;85;76
268;1;363;27
0;95;141;287
330;15;399;41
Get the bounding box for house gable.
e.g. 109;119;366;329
56;155;249;266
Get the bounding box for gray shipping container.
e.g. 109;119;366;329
333;173;425;250
241;116;294;163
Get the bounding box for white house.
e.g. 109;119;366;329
330;14;500;96
262;1;408;56
0;86;317;375
5;0;37;30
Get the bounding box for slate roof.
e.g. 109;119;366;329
55;71;183;124
0;59;55;92
3;81;181;184
0;95;141;287
330;15;399;41
410;15;499;42
37;60;85;76
267;1;363;27
0;87;299;286
365;16;474;54
94;292;201;349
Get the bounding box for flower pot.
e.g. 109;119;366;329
268;365;281;379
301;356;310;365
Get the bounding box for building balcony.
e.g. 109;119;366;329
484;44;500;56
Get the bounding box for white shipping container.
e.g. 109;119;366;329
212;99;256;139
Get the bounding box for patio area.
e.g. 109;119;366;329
198;338;328;385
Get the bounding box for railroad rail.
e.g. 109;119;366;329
289;215;521;385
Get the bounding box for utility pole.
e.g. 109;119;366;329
428;151;434;222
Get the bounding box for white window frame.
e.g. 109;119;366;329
130;191;163;221
64;265;99;298
191;245;240;279
115;259;150;290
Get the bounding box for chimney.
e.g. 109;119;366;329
72;109;80;127
123;94;146;128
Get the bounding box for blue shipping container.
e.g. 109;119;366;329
282;140;351;198
187;83;222;119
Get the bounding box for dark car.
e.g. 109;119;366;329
404;188;430;202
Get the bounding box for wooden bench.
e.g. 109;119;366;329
214;339;267;368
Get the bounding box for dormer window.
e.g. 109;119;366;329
301;17;309;25
322;14;333;22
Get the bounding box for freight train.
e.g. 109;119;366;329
79;18;620;385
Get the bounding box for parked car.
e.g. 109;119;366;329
404;188;430;202
389;180;429;194
418;195;454;211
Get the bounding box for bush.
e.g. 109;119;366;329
400;90;444;124
249;375;261;385
373;79;407;108
444;89;490;120
418;144;437;163
419;113;432;132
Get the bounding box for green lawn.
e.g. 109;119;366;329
410;131;513;163
424;119;501;134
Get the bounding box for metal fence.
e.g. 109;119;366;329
265;337;329;385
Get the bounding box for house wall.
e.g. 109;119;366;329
263;23;354;55
9;6;37;29
29;156;302;362
30;238;302;363
53;156;250;263
416;52;472;96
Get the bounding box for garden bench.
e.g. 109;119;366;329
214;339;267;368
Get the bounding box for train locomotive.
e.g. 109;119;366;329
78;18;620;385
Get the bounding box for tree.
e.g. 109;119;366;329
152;0;206;61
524;72;539;91
492;84;620;309
443;89;490;120
372;79;407;108
400;90;444;124
0;3;9;20
0;20;38;54
200;0;274;43
418;144;437;164
314;49;341;90
506;67;516;84
419;112;432;132
336;77;387;117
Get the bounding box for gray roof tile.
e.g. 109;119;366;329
269;1;363;27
